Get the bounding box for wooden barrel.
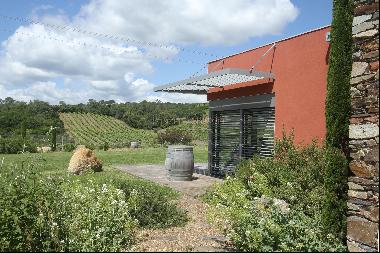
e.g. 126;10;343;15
165;145;194;181
130;141;139;148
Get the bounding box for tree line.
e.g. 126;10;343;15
0;97;208;139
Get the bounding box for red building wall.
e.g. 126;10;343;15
207;26;331;145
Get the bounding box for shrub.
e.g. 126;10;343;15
85;172;188;228
164;121;208;143
63;143;76;152
205;180;346;252
0;136;37;154
203;133;347;251
0;158;188;251
157;128;192;145
230;203;346;252
0;162;136;252
102;141;109;151
59;181;137;251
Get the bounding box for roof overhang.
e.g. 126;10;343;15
154;68;275;95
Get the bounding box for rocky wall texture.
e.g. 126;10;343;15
348;0;379;251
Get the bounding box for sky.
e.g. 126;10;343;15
0;0;333;104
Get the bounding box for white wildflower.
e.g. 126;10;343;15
116;189;124;195
102;184;108;193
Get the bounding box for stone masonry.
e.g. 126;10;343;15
348;0;379;252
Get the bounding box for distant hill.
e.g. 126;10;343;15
59;112;156;148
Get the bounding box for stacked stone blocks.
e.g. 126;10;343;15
348;0;379;251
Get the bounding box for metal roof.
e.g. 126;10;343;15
154;68;275;94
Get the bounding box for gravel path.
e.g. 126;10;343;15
115;164;233;252
130;194;232;252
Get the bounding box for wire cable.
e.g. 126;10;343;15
0;27;205;65
0;14;220;59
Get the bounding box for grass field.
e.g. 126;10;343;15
0;146;208;172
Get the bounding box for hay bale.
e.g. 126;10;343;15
67;147;102;175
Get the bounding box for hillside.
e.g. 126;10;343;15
59;112;156;148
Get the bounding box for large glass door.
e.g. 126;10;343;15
210;107;275;177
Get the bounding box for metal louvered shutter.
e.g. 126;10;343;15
209;106;275;177
241;107;275;159
210;110;241;177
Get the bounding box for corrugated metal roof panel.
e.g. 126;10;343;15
154;68;275;95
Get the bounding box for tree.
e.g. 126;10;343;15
323;0;353;241
3;97;15;104
325;0;353;152
50;126;57;151
21;120;27;139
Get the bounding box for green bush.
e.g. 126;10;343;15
203;133;347;251
102;141;109;151
63;143;76;152
157;128;192;145
0;162;136;251
164;121;208;143
85;172;188;228
205;182;346;252
0;136;37;154
59;181;137;251
0;158;188;251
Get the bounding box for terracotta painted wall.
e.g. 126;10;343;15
207;27;331;145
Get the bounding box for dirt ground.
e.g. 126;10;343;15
130;194;233;252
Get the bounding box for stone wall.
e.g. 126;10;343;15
348;0;379;251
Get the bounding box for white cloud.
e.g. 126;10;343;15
0;24;153;84
0;24;157;103
0;0;298;104
0;81;77;104
74;0;298;45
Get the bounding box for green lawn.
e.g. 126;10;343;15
0;146;208;172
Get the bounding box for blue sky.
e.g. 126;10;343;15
0;0;332;104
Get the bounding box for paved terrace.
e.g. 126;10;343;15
114;163;223;197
